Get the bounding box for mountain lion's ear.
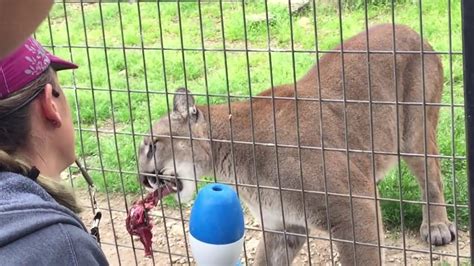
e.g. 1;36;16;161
172;87;198;121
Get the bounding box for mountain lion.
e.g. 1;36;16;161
138;24;455;265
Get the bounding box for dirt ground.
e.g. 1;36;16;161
76;190;470;266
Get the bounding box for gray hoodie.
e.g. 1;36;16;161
0;172;108;265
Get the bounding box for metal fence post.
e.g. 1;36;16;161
461;0;474;264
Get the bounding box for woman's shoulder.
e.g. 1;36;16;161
57;222;109;265
0;222;108;265
0;172;109;265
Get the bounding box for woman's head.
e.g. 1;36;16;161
0;37;80;212
0;67;75;175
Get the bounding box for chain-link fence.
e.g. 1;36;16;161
35;0;472;265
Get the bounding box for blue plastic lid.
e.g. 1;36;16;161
189;183;245;245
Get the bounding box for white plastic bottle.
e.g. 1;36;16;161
189;183;245;266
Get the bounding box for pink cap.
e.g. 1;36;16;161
0;37;78;99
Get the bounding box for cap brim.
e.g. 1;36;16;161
48;54;78;71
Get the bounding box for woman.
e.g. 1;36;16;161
0;37;108;265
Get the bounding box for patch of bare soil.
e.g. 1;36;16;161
76;190;470;266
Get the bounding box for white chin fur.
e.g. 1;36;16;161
175;179;196;203
175;163;198;203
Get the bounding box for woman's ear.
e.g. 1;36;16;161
38;83;62;128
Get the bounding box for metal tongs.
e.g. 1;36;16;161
75;159;102;243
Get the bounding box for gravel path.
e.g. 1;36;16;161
76;190;470;266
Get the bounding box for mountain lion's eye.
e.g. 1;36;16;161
147;143;154;159
147;138;160;159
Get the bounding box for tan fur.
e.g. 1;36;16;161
139;24;455;265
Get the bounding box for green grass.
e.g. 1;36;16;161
34;0;466;229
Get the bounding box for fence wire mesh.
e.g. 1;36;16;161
34;0;472;265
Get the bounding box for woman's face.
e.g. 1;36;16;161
49;72;76;170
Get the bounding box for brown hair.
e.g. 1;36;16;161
0;67;81;213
